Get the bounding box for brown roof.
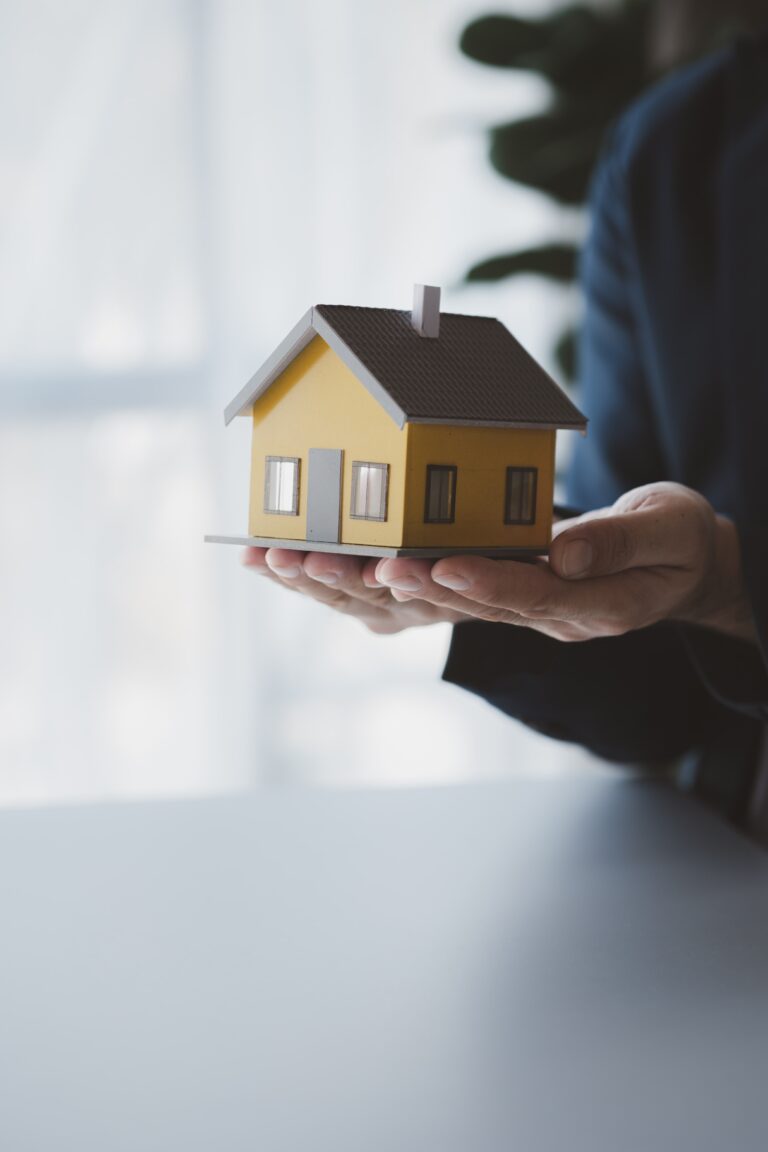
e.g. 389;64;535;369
315;305;586;429
224;303;586;431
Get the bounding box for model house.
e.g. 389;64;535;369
208;285;587;557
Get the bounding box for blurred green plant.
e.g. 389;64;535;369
460;1;656;382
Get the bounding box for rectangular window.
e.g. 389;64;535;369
424;465;457;524
264;456;300;515
350;461;389;521
505;467;538;525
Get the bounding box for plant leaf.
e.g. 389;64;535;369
459;9;599;71
489;108;606;204
466;244;579;283
459;4;649;99
555;327;579;383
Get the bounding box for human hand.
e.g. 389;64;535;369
242;547;466;635
374;482;757;645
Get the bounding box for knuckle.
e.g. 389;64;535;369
602;521;635;571
325;588;352;610
595;603;643;636
692;501;715;547
524;593;554;619
432;581;468;606
477;604;514;624
476;571;522;611
622;583;656;629
480;574;507;604
370;588;398;608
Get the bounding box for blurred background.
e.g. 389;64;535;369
0;0;755;805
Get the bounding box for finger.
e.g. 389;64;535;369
293;551;467;631
375;557;436;593
361;557;383;588
264;547;308;580
261;548;395;625
377;553;662;636
244;546;327;602
427;554;663;632
302;551;393;609
549;499;706;580
243;547;306;589
242;546;270;572
430;555;562;617
246;547;461;632
377;556;535;626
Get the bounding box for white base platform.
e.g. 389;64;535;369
205;534;546;559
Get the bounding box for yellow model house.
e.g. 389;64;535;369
208;285;587;557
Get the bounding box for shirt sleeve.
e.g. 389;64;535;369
442;619;725;765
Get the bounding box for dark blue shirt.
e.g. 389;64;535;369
444;34;768;821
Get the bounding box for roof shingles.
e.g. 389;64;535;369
314;304;586;429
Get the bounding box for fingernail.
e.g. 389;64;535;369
270;564;302;579
561;539;593;577
312;572;339;585
432;573;471;591
381;576;422;592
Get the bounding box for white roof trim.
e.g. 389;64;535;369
224;308;315;425
223;307;408;429
223;307;586;434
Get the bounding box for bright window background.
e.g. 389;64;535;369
0;0;604;805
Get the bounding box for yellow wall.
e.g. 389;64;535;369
248;336;555;551
249;337;408;547
402;424;555;550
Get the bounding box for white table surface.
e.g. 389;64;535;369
1;778;767;1152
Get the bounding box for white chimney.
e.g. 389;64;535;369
411;284;441;338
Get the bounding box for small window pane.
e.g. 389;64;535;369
351;462;389;521
424;465;457;524
264;456;299;515
505;467;537;525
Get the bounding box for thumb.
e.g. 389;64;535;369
549;507;691;580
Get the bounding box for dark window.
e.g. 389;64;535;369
264;456;300;515
424;465;457;524
350;462;389;521
504;467;537;525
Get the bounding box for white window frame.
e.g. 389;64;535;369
350;461;389;521
264;456;300;515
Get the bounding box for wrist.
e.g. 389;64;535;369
686;515;757;643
